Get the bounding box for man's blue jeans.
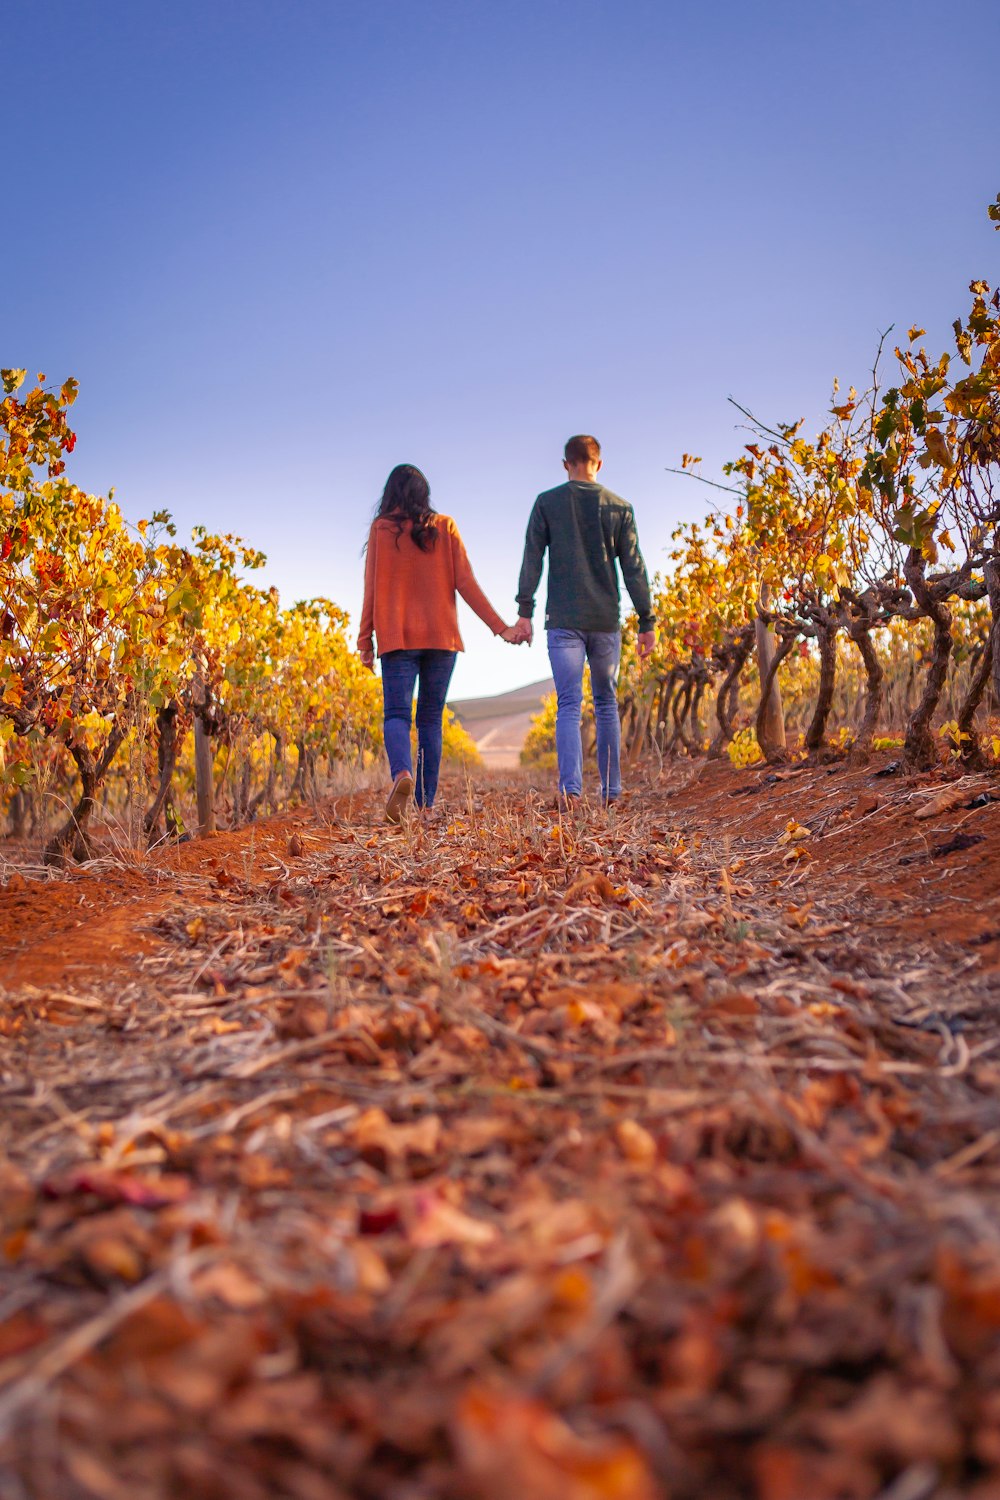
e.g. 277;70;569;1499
380;649;457;808
547;629;622;801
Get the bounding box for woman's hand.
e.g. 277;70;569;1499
358;640;375;671
501;621;532;645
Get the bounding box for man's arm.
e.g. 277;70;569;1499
617;506;657;657
616;505;655;631
515;498;548;623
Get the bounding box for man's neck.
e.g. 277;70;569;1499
565;465;601;483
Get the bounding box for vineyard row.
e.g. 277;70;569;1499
605;194;1000;772
0;382;478;863
3;196;999;860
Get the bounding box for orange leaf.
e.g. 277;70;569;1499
454;1385;659;1500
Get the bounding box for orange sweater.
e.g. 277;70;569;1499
358;514;507;656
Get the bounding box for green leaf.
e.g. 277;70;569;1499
875;410;897;445
892;502;929;548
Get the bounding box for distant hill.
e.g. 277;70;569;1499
449;677;554;723
448;676;554;768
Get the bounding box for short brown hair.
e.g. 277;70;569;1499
564;434;601;466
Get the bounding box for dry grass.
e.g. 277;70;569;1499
1;762;1000;1499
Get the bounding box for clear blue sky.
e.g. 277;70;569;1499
7;0;998;697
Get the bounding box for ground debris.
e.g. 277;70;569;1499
2;760;1000;1499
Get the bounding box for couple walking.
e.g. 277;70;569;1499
358;434;656;823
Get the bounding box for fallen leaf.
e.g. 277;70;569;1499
409;1192;498;1248
914;780;986;820
194;1260;267;1309
41;1168;190;1208
615;1119;658;1167
564;873;618;904
453;1385;659;1500
352;1107;442;1161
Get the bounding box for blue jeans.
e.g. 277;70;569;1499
380;649;457;808
547;629;622;800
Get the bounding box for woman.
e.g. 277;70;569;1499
358;464;515;823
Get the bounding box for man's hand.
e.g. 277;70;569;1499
503;619;533;646
637;630;656;663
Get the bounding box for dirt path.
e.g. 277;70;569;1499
461;709;539;769
1;818;307;992
2;758;1000;1499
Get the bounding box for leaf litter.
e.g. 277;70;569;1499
1;758;1000;1499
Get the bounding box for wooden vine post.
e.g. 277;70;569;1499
192;675;216;836
755;584;786;757
986;560;1000;709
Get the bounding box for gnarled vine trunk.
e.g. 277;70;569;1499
670;678;695;754
247;733;284;820
689;677;707;751
903;548;953;768
957;634;994;764
986;559;1000;710
626;688;656;766
45;725;127;866
8;790;29;840
144;704;181;846
654;672;677;756
582;717;597;761
290;739;309;799
618;695;636;756
653;674;673;754
755;633;795;764
804;622;838;752
290;739;318;801
708;629;753;759
755;592;786;760
847;620;884;754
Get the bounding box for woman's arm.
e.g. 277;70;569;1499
357;528;377;666
449;523;508;635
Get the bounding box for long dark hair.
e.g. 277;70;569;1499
375;464;438;553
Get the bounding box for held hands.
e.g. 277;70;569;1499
500;621;649;655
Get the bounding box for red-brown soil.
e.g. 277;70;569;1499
1;821;306;992
4;756;997;989
2;757;1000;1500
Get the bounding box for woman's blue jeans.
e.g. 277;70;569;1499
547;629;622;800
380;649;458;808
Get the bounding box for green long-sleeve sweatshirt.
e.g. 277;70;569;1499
516;480;656;634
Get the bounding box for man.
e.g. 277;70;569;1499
510;435;656;804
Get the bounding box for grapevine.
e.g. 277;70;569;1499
0;372;476;857
603;195;1000;770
